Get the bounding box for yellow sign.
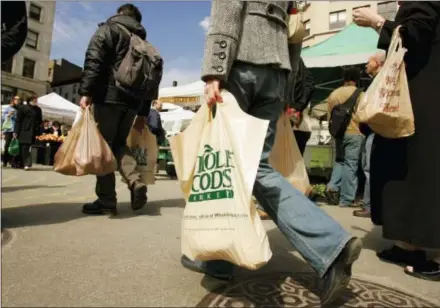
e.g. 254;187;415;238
159;96;200;104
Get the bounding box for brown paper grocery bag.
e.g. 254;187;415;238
356;27;414;139
270;112;312;196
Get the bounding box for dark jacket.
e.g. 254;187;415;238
78;15;151;116
291;58;315;112
370;1;440;248
147;108;165;144
15;104;42;144
1;1;27;62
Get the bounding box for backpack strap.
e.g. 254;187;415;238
345;88;363;116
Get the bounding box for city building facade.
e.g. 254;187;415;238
1;1;56;104
51;78;81;105
49;58;83;105
300;1;398;48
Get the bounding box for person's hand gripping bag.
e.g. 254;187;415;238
168;90;273;270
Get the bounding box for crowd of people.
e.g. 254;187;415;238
1;94;71;170
1;0;439;306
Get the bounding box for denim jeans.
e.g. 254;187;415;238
193;62;352;278
361;133;374;211
327;134;364;206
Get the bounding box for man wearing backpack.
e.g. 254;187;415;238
78;3;163;215
325;67;365;207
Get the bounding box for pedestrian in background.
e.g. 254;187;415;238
1;96;21;167
325;67;364;207
353;51;385;219
14;94;42;170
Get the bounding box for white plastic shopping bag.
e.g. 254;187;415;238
356;27;414;138
126;124;158;185
169;90;272;270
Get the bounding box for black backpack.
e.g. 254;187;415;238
329;88;362;139
114;24;163;100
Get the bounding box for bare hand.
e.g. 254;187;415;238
133;116;146;132
79;96;92;109
204;79;223;106
353;8;385;28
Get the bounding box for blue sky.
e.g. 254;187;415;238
51;1;212;88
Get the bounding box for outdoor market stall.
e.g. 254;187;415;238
301;23;380;179
158;81;205;110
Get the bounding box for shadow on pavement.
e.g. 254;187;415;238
196;227;356;307
2;185;66;193
351;225;392;253
1;202;85;228
110;198;185;219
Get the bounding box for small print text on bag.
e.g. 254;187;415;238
356;26;414;139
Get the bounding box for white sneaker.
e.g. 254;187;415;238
24;166;30;171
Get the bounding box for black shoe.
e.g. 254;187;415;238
320;237;362;307
180;255;233;281
377;246;427;267
130;181;147;211
82;201;117;215
404;260;440;282
324;189;339;206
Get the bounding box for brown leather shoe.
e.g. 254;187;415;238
353;209;371;218
257;209;270;220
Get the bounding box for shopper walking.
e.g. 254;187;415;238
181;1;362;305
354;2;440;281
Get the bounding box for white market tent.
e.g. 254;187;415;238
37;93;80;123
159;81;205;108
1;93;80;124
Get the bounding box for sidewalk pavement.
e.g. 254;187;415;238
1;166;439;307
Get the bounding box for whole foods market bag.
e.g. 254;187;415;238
270;112;311;195
126;124;158;185
356;27;414;138
169;91;272;270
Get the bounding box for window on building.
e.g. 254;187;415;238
377;1;398;21
72;95;76;103
59;87;63;95
304;19;310;37
64;93;69;100
26;30;39;49
73;84;77;93
1;86;15;105
2;57;13;73
329;10;346;30
29;3;42;22
22;58;36;79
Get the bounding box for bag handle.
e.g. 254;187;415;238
388;26;403;54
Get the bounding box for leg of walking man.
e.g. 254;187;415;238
82;104;146;215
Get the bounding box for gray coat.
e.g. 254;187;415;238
202;0;301;86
